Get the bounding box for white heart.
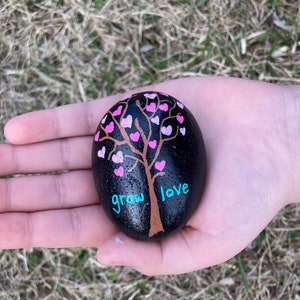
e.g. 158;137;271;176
180;127;186;136
161;125;172;136
112;151;124;163
144;93;156;99
121;115;133;128
97;146;106;158
101;114;107;124
151;116;160;125
177;101;184;109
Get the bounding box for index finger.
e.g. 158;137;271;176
4;94;119;145
3;78;197;145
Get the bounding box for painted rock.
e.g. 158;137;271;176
92;91;206;241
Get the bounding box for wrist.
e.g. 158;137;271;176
282;85;300;204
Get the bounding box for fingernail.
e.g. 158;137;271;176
115;235;124;245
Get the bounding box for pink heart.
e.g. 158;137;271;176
177;101;184;109
112;151;124;163
97;146;106;158
94;131;100;142
151;116;160;125
144;93;156;99
155;160;166;172
160;92;169;97
176;115;184;124
121;115;133;128
130;132;140;142
159;103;168;111
112;105;123;117
146;102;156;112
180;127;186;136
149;140;157;149
161;125;172;136
105;121;114;133
114;166;124;177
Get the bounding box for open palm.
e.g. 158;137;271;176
1;77;298;275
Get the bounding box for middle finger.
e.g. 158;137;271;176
0;136;92;175
0;170;99;212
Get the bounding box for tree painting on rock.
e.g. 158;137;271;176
94;92;190;238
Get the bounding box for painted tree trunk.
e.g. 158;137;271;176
145;166;164;237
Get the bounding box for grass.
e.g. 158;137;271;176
1;0;300;299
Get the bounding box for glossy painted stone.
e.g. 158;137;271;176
92;91;206;241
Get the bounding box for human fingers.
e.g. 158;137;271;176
0;205;118;249
4;98;118;145
0;170;99;212
0;136;91;175
97;228;236;276
3;78;203;145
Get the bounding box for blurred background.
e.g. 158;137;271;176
0;0;299;299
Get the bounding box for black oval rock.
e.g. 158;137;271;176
92;91;206;241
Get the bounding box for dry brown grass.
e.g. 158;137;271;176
1;0;300;299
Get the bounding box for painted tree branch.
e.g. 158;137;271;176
125;154;144;173
152;171;165;182
136;100;152;141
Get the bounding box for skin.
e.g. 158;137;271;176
0;77;299;276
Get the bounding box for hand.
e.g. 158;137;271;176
1;77;299;275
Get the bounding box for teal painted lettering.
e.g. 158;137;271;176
126;195;135;204
166;188;174;198
173;183;182;195
112;194;121;214
182;183;189;194
119;194;125;205
160;186;166;202
135;193;144;202
112;193;145;214
159;182;190;203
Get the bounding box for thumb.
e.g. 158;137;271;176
97;233;162;276
96;228;220;276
